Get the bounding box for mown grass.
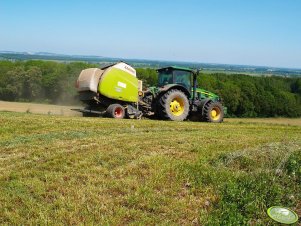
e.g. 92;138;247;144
0;112;300;225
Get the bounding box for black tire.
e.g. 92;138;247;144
157;89;189;121
203;101;224;123
106;104;125;119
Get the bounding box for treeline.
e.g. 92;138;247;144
0;60;96;104
0;60;301;117
200;73;301;117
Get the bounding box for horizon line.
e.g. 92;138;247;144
1;49;301;70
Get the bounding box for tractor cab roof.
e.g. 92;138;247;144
157;66;197;74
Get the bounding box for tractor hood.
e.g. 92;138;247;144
196;88;220;101
145;85;220;101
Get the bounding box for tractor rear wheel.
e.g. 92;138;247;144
157;89;189;121
203;101;224;123
106;104;125;119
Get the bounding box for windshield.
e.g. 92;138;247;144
173;70;191;90
158;69;192;89
158;69;173;86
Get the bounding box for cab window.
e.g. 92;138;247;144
158;69;173;86
173;70;191;90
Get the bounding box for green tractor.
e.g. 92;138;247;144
141;66;224;122
75;62;224;122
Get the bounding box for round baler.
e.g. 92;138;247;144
76;62;141;118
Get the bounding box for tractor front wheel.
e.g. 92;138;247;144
203;101;224;123
157;89;189;121
106;104;125;119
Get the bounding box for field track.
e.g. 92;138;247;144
0;101;81;117
1;100;300;126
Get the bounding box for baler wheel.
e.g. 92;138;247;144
106;104;125;119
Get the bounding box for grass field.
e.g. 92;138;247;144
0;110;300;224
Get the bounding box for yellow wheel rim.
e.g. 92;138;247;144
170;97;185;116
211;107;221;121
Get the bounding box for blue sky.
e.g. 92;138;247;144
0;0;300;68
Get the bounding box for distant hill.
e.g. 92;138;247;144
1;51;301;77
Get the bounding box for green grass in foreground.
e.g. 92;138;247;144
0;112;300;225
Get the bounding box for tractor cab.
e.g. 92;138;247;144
157;66;195;92
157;66;220;102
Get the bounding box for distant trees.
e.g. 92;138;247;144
136;68;157;87
5;66;43;101
0;60;95;104
291;78;301;95
198;73;301;117
0;60;300;117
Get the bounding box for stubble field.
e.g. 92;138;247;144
0;102;300;225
